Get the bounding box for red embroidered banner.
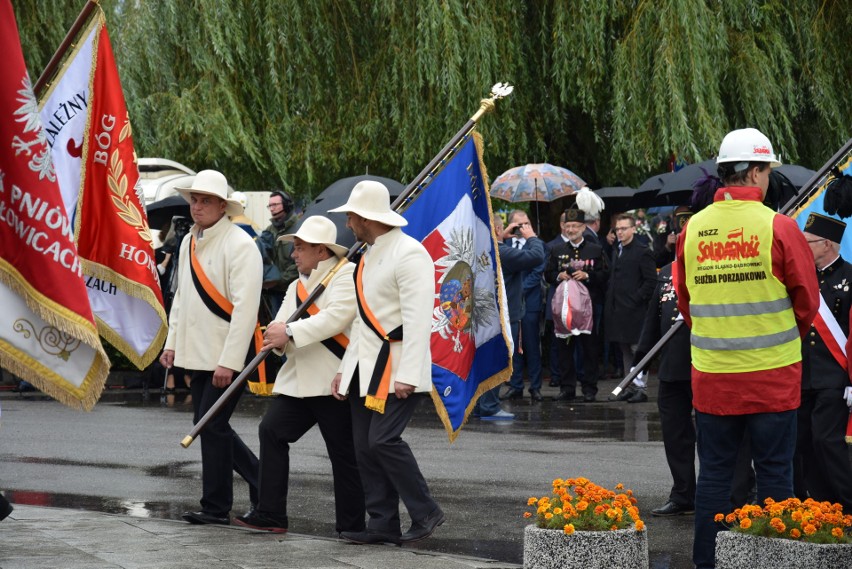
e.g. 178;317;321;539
39;8;166;368
0;0;109;410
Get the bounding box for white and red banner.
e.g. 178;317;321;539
0;0;109;410
38;7;166;368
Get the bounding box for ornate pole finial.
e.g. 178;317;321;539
471;82;514;123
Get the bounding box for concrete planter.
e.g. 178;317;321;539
715;531;852;568
523;524;648;569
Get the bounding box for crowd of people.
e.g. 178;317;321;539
152;127;852;569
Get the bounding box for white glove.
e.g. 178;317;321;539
157;264;166;276
844;387;852;409
629;366;646;389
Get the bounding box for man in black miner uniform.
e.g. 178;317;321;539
545;205;608;402
794;212;852;511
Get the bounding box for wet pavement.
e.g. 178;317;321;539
0;375;696;568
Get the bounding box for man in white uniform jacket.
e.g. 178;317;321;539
330;181;445;545
233;216;366;534
160;170;262;526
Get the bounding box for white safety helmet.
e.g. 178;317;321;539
716;128;781;170
230;191;248;209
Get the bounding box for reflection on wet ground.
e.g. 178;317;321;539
4;380;695;568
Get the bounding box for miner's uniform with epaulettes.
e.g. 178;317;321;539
795;255;852;511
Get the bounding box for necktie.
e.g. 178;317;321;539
618;242;623;257
514;239;522;249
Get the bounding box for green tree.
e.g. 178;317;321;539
14;0;852;204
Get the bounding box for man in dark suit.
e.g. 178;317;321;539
486;214;545;417
503;210;547;401
605;214;657;399
794;213;852;511
544;206;608;402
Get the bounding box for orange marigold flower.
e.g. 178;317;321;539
523;512;532;518
832;527;843;539
564;524;575;535
804;524;817;535
576;501;589;512
553;508;562;515
611;524;618;531
545;513;553;520
615;483;624;490
528;497;537;506
726;514;736;524
740;518;752;530
790;528;801;538
635;520;645;532
714;514;724;523
594;505;606;515
791;511;803;522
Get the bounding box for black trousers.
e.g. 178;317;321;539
349;385;439;535
658;380;755;508
794;387;852;510
555;331;599;396
257;394;365;532
658;380;696;507
189;370;259;516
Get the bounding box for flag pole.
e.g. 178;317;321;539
611;137;852;398
180;83;515;448
33;0;100;98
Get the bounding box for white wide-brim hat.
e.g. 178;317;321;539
278;215;349;257
176;169;243;217
327;180;407;227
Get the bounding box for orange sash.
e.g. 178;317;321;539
190;237;270;395
295;280;349;359
353;258;402;413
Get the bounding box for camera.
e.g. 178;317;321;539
172;216;193;239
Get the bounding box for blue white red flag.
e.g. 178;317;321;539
402;133;512;441
790;154;852;258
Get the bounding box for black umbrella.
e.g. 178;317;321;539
631;172;674;209
146;194;190;229
775;164;816;188
298;175;405;248
594;187;635;214
658;159;718;196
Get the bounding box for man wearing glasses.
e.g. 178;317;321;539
259;190;299;315
604;213;658;400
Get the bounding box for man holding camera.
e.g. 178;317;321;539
502;210;548;402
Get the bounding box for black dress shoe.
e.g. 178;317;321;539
627;389;648;403
612;386;636;402
529;389;543;401
400;508;445;543
552;390;576;402
651;501;694;517
583;393;596;403
340;529;401;545
500;387;523;400
233;510;288;533
0;495;13;521
181;511;230;525
548;379;560;387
